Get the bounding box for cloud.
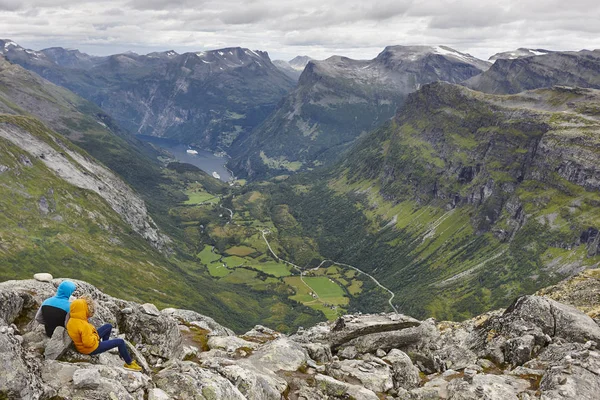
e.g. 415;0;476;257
0;0;598;61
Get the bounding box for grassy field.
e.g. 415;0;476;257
284;276;348;320
196;245;222;264
225;246;256;257
247;260;291;277
184;188;219;205
207;263;231;277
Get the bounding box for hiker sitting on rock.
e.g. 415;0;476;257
35;280;76;337
66;295;142;371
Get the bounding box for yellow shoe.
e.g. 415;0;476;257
124;360;142;371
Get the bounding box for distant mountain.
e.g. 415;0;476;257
466;49;600;94
489;48;554;61
230;45;490;179
273;55;315;80
0;39;295;148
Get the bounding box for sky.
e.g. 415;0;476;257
1;0;599;62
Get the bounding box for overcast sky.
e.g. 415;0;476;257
1;0;598;61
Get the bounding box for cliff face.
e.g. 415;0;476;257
229;46;489;179
1;274;599;399
0;40;294;148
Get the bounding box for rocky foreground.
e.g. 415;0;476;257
1;274;600;400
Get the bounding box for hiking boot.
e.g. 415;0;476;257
124;360;142;371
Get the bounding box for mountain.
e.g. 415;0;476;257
273;56;314;80
2;272;600;398
256;82;600;320
466;49;600;94
489;48;554;61
0;39;295;148
229;45;490;179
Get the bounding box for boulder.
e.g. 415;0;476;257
383;349;420;390
72;368;102;389
246;337;309;372
327;358;393;393
155;361;246;400
504;334;535;367
328;314;421;349
162;308;235;336
446;373;530;399
0;332;44;399
314;374;379;400
117;304;183;361
148;388;173;400
539;348;600;399
219;364;286;400
0;290;25;326
207;335;259;353
44;326;72;360
33;273;53;283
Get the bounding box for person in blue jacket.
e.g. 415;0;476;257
35;280;77;337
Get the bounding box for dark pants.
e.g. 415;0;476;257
89;324;132;364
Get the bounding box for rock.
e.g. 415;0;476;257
338;345;358;359
242;325;282;343
327;313;421;349
72;368;102;389
246;337;309;372
44;326;72;360
33;273;53;282
463;368;477;384
485;296;600;344
219;364;286;400
315;374;379;400
300;342;332;363
207;335;259;353
0;290;25;326
148;388;172;400
383;349;421;390
328;358;393;393
117;304;183;362
376;348;387;358
155;361;246;400
539;348;600;399
141;303;161;316
504;334;535;366
339;320;436;354
0;332;44;399
162;308;235;336
447;373;530;399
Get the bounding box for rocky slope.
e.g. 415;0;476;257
1;273;600;399
466;49;600;94
229;45;490;179
0;39;295;148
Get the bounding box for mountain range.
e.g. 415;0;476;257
1;38;600;333
0;39;294;149
230;45;490;178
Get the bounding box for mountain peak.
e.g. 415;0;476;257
489;48;554;61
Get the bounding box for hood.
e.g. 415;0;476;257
70;298;90;320
56;281;76;299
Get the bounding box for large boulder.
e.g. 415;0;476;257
44;326;73;360
538;346;600;399
42;361;152;399
155;361;246;400
314;374;379;400
219;364;286;400
117;303;183;362
0;290;25;325
0;331;45;399
246;337;309;372
446;373;530;399
327;358;393;393
162;308;235;336
383;349;421;390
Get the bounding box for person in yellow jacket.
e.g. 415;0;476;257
66;296;142;371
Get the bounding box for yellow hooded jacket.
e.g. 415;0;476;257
66;298;99;354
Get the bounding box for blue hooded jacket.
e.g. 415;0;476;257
42;281;76;312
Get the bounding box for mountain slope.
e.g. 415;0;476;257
466;49;600;94
0;40;295;148
230;45;490;179
260;82;600;320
